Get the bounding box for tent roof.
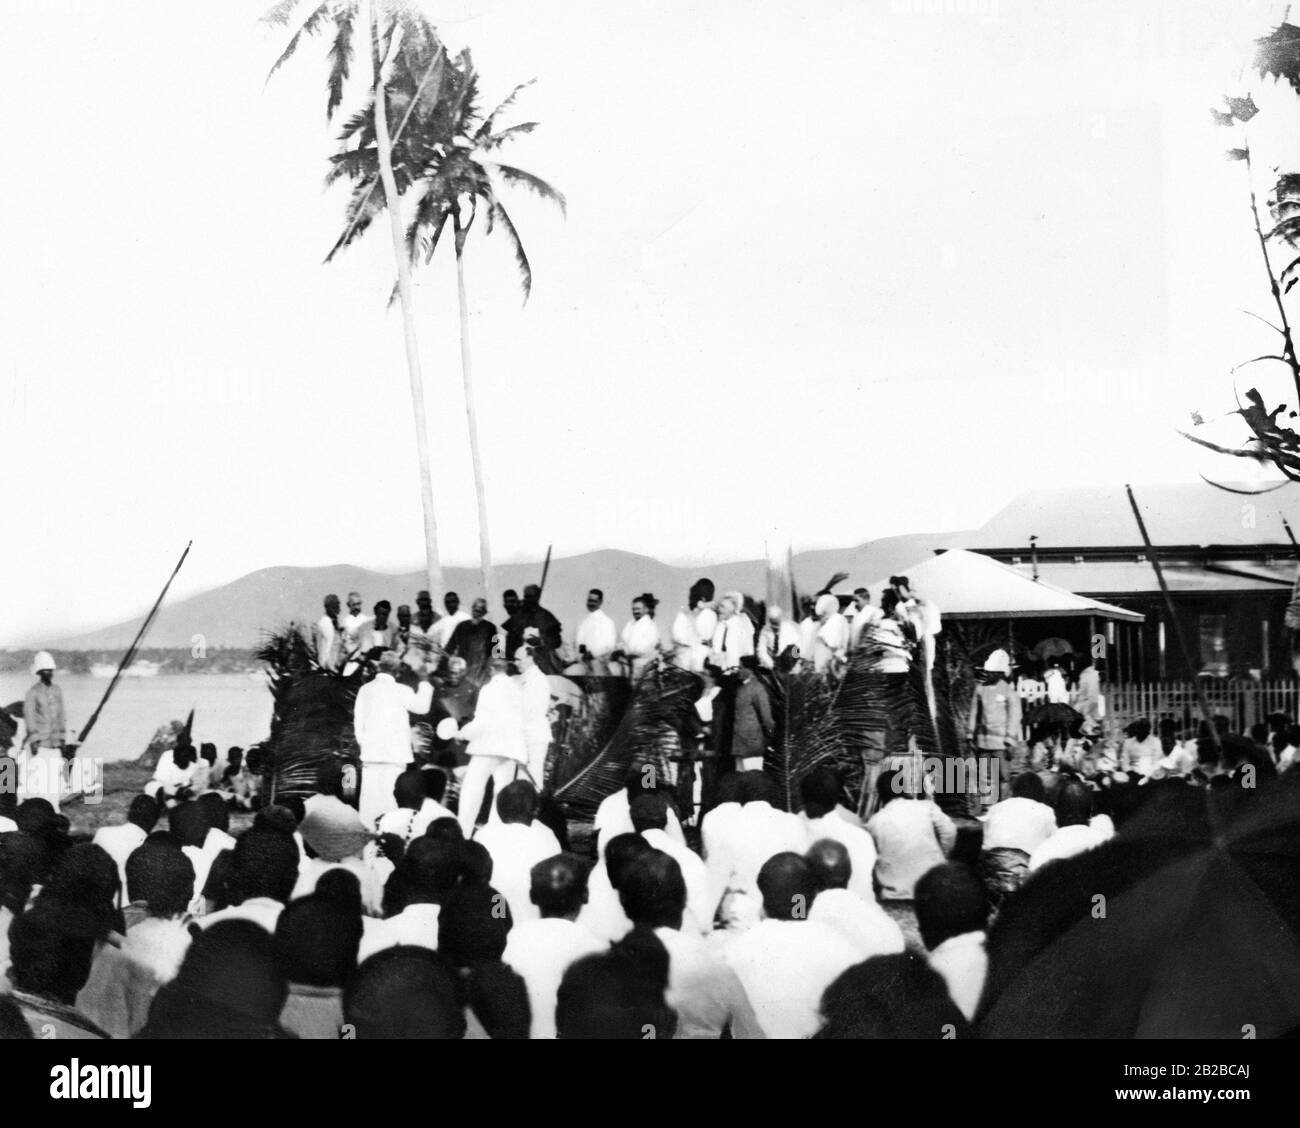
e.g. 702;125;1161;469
860;549;1144;622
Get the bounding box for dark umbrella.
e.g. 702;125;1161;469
1023;702;1083;729
977;774;1300;1037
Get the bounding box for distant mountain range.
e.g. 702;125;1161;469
43;532;968;651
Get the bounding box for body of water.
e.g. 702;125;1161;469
0;673;273;762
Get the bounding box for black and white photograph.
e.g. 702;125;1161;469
0;0;1297;1082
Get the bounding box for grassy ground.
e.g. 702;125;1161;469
61;761;258;836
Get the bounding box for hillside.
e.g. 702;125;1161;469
45;532;968;651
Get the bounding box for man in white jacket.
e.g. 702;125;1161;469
455;644;527;836
575;589;618;676
354;652;434;826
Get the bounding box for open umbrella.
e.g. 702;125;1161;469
977;775;1300;1037
1031;637;1075;661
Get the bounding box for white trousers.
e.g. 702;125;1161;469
524;733;551;793
359;762;405;828
458;756;522;836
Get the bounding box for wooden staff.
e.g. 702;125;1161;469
1125;486;1220;751
76;541;192;748
538;544;553;597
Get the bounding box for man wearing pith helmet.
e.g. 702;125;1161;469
23;651;67;810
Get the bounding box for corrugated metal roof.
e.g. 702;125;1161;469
961;482;1300;550
1006;559;1294;596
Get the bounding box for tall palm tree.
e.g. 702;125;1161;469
327;51;565;610
263;0;446;600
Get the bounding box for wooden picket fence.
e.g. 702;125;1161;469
1102;679;1300;736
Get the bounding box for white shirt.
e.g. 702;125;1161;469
519;665;552;742
757;621;801;669
807;887;906;961
313;615;340;667
701;800;745;911
927;929;988;1021
353;674;433;765
811;613;850;672
849;604;884;648
293;855;385;918
593;789;684;858
866;799;957;901
671;606;719;672
1043;668;1069;704
721;918;861;1038
473;820;562;925
729;802;809;898
981;797;1057;854
145;750;197;800
458;673;526;763
200;896;284;934
655;925;764;1039
620;615;662;677
802;812;878;903
576;610;618;662
710;614;754;671
375;798;453;842
642;827;713;935
182;827;237;908
1028;823;1110;872
503;917;606;1038
432;610;469;649
356;902;441;963
576;860;634;944
92;822;148;898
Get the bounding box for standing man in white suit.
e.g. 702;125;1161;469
353;652;433;826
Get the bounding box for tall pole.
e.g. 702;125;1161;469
1125;484;1220;751
77;541;192;748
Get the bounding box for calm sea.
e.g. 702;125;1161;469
0;672;273;762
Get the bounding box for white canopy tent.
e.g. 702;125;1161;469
861;548;1144;623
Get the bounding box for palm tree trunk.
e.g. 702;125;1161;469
369;1;443;599
453;214;496;610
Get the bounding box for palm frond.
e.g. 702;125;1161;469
262;0;305;28
488;200;532;299
325;8;355;120
325;173;383;261
553;661;700;818
481;121;539;149
266;0;335;84
476;80;536;141
488;162;567;217
255;623;364;801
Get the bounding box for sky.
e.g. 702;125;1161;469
3;0;1300;643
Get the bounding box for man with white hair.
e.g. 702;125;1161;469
709;592;754;671
22;651;67;810
353;652;434;825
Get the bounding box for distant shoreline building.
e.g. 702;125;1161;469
956;483;1297;681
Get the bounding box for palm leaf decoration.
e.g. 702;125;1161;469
764;631;957;816
254;623;364;801
552;661;701;820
